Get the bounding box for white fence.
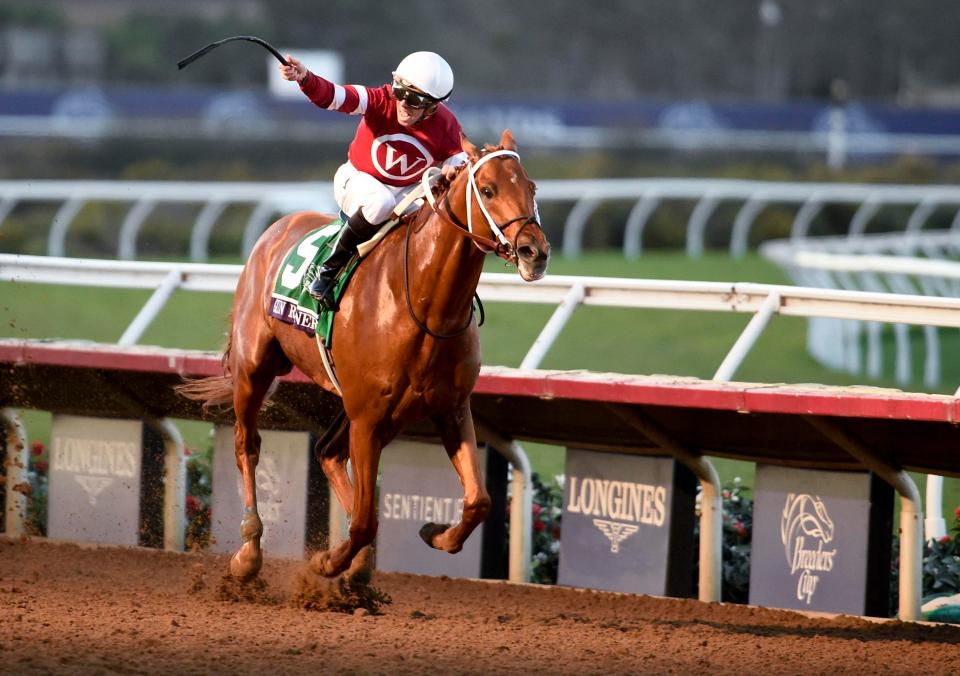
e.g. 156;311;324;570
7;253;960;387
5;179;960;261
762;231;960;390
3;253;958;607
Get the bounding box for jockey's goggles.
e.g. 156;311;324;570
392;81;439;110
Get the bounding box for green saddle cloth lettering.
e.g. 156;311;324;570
268;219;360;346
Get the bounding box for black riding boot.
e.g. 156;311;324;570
308;211;379;309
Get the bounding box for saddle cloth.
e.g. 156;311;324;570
267;188;421;346
268;218;361;346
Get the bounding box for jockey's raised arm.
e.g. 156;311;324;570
280;50;467;307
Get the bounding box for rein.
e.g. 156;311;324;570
403;216;484;339
442;201;531;259
430;149;540;260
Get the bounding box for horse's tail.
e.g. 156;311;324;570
174;323;236;414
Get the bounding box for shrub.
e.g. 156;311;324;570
529;473;563;584
25;440;49;536
184;442;213;551
693;478;753;603
891;506;960;610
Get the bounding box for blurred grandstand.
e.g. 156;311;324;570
6;1;960;162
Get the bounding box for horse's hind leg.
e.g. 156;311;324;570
315;410;353;518
229;338;290;581
421;403;492;553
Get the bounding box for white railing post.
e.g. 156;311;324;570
623;193;661;259
118;268;183;346
713;292;781;381
924;475;947;541
1;408;29;536
519;283;585;370
475;423;532;584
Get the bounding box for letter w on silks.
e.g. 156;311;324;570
268;219;359;347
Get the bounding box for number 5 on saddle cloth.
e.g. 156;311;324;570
269;168;437;348
267;218;360;347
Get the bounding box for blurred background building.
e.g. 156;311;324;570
4;0;960;193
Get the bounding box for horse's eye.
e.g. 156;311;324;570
481;186;495;199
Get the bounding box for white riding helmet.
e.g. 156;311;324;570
392;51;454;101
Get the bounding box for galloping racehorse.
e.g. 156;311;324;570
177;130;550;580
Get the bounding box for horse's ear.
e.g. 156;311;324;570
499;128;517;152
460;131;480;161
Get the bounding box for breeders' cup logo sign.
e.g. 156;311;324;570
566;476;666;553
371;134;433;181
51;436;138;505
780;493;837;604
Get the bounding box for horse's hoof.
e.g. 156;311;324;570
308;550;338;578
229;543;262;581
418;522;451;549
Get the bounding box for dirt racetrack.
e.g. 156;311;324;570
2;537;960;675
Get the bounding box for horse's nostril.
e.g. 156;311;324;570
517;245;537;260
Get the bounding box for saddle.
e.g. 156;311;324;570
267;168;439;348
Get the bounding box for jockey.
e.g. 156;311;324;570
280;51;467;309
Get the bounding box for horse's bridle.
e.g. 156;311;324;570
432;149;541;261
403;149;540;339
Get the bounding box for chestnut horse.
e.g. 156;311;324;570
177;129;550;580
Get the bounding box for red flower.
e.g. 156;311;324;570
186;495;201;516
954;506;960;520
532;503;542;516
34;460;48;474
735;520;747;538
30;441;45;456
552;527;560;539
939;534;953;545
533;520;546;533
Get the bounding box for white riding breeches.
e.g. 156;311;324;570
333;161;417;224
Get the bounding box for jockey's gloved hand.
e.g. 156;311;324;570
280;55;308;83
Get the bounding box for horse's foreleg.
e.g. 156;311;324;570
310;421;382;577
422;404;491;553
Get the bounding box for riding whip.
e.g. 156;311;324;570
177;35;288;70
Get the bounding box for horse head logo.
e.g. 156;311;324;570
780;493;835;564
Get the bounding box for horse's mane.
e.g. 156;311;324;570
431;161;466;201
403;144;512;227
429;144;500;202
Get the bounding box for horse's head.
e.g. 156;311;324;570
455;129;551;281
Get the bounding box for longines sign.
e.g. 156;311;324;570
559;448;695;596
749;465;892;616
47;415;164;546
